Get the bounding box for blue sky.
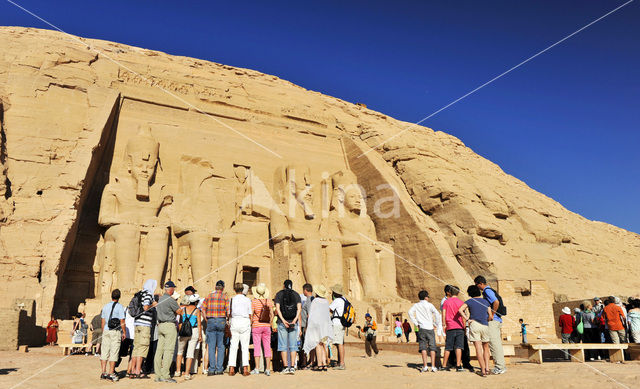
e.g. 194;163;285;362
2;0;639;233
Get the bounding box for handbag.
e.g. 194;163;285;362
107;302;120;330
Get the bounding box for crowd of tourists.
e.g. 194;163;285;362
407;275;507;377
95;279;353;382
558;295;640;360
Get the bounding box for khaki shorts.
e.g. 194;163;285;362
100;329;122;362
131;326;151;357
178;328;199;359
332;323;345;345
468;321;490;343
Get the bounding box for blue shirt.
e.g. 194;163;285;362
101;301;125;331
465;298;490;325
482;287;502;323
521;323;527;334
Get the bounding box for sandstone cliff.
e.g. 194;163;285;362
0;27;638;328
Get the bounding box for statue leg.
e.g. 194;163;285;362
110;224;140;293
188;231;214;293
355;244;380;299
217;230;239;289
145;227;170;285
377;244;398;295
324;241;344;288
301;238;322;286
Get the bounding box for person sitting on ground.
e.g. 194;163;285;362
275;279;302;374
302;285;333;371
99;289;126;382
362;313;379;358
251;283;275;376
408;290;443;373
228;283;253;376
459;285;492;377
177;294;201;380
441;285;465;372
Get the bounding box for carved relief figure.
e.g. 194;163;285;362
326;170;397;301
270;164;323;285
98;125;172;293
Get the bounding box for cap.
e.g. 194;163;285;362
594;297;601;301
216;280;225;288
284;280;293;289
365;313;371;318
164;280;176;288
185;286;196;293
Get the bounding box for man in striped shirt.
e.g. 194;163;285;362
202;280;229;375
131;279;157;378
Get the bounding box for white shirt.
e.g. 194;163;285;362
230;294;252;318
440;296;447;310
125;309;135;339
408;300;444;336
329;297;345;325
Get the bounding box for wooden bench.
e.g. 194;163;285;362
58;343;97;356
526;343;628;364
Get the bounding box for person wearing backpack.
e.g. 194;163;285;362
474;276;506;375
329;284;350;370
99;289;126;382
176;294;201;380
251;283;275;376
274;279;302;374
130;279;157;379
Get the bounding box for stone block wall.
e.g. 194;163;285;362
497;279;556;341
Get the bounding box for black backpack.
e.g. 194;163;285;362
179;310;194;338
128;290;145;318
482;286;507;317
281;289;298;321
107;302;121;330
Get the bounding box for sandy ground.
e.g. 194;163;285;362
1;344;638;389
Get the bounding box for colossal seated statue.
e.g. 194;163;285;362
97;125;172;293
270;164;323;286
325;170;398;301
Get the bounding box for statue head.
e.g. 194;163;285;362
125;124;160;200
331;170;364;215
234;165;248;184
344;186;363;214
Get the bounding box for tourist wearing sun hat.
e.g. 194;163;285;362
559;306;574;360
250;283;274;375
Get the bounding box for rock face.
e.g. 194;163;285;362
0;27;639;341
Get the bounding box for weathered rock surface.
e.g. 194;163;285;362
0;27;638;333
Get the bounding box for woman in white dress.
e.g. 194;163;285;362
302;285;333;371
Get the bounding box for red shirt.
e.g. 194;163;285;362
559;314;574;334
442;297;465;330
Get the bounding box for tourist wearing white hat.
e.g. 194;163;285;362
176;294;201;380
251;283;274;376
559;306;574;360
